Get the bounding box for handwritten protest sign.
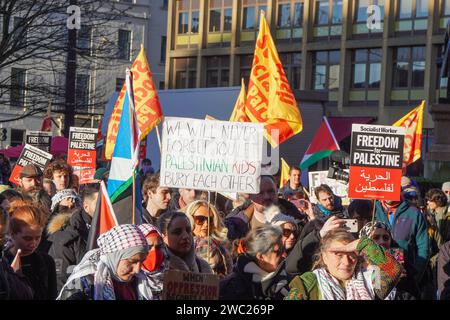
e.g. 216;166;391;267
25;131;52;153
348;124;405;201
162;270;219;300
160;117;264;194
9;144;53;185
67;127;98;184
308;170;349;205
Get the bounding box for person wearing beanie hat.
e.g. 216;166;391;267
18;163;43;193
265;205;298;255
57;224;156;300
93;167;109;182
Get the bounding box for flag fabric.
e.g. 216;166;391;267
244;12;303;147
105;44;163;160
87;181;119;251
229;79;250;122
393;100;425;167
106;70;142;226
279;158;290;188
300;117;340;170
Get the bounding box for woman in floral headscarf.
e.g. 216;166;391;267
57;224;154;300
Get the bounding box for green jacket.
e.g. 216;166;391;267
375;201;429;282
285;237;402;300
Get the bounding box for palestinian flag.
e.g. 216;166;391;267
300;117;339;170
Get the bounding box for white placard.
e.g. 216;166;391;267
308;170;349;204
160;117;264;194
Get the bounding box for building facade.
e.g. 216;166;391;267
165;0;450;131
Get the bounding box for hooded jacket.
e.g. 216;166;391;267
47;208;92;291
375;201;429;283
219;254;291;300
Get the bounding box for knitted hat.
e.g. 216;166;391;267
359;221;391;239
97;224;148;255
264;205;296;227
51;188;80;211
94;168;109;180
442;181;450;192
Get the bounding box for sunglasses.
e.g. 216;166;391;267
282;228;298;238
372;234;390;242
193;215;212;226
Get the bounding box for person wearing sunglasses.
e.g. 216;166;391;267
219;225;291;300
185;200;233;279
265;205;298;256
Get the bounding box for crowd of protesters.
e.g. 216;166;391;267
1;155;450;301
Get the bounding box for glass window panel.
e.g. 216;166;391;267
412;46;425;60
224;8;232;31
241;55;254;67
220;70;229;86
294;2;303;27
329;50;341;64
243;7;255;29
278;4;291;28
188;57;197;68
375;0;385;21
445;0;450;16
178;12;189;33
176;71;187;88
356;0;369;22
207;70;219;87
415;0;428;18
188;70;197;88
329;64;340;90
191;11;199;33
352;63;366;88
293;53;302;65
393;62;409;87
369;48;382;62
258;6;267;25
368;63;381;88
192;0;200;10
292;66;301;89
412;61;425;87
207;57;219;68
316;51;328;63
332;0;343;24
178;0;189;10
355;49;368;62
209;9;221;32
316;0;329;25
314;65;327;89
399;0;412;19
221;56;230;66
396;47;410;61
176;58;187;69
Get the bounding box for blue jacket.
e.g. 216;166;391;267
375;201;429;282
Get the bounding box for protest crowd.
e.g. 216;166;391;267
0;12;449;302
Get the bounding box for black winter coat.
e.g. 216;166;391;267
47;208;91;291
0;256;34;300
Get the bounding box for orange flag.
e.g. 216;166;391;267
245;12;303;147
393;100;425;167
229;79;250;122
105;44;163;160
279;158;290;188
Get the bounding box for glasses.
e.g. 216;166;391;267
372;234;390;242
282;228;297;238
193;215;212;226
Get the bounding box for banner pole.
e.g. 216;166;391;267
156;125;162;152
132;169;136;225
207;190;211;264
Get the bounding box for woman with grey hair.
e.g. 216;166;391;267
219;225;292;300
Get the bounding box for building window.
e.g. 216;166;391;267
13;17;27;46
239;55;254;84
395;0;428;33
162;0;168;10
276;1;304;40
314;0;342;26
351;49;382;89
10;68;26;107
393;46;425;89
159;81;165;90
116;78;125;92
209;0;232;32
174;58;197;89
312;50;340;90
353;0;384;36
355;0;385;23
279;53;302;90
160;36;167;63
242;0;267;30
78;25;92;55
10;129;24;147
205;56;230;87
76;74;90;109
118;29;131;60
443;0;450;16
177;0;200;34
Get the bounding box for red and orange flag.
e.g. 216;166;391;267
393;100;425;167
245;12;303;147
105;44;163;160
229;79;250;122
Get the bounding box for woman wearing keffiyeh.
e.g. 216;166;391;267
57;224;156;300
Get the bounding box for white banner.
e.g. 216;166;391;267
160;117;264;194
308;170;349;204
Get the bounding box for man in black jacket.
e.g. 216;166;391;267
47;186;98;291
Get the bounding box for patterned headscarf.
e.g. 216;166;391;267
359;221;392;239
57;224;151;300
51;188;81;211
